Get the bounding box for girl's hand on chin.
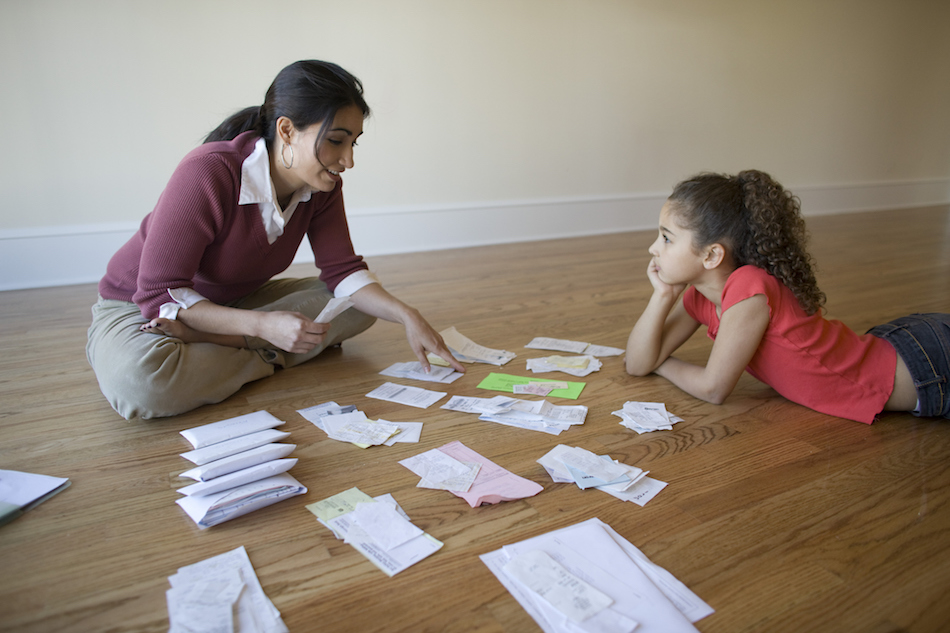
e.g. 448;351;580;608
646;258;686;298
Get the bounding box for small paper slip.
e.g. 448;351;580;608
436;441;543;507
314;296;353;323
399;448;480;492
366;382;447;409
438;326;516;366
322;414;401;445
477;373;585;400
441;395;521;415
380;361;463;384
180;410;285;450
503;549;614;623
0;470;70;527
176;472;307;530
613;401;685;434
177;459;298;497
378;419;423;445
312;489;443;577
167;545;288;633
526;354;602;377
180;429;292;466
526;337;625;357
180;443;297;482
476;398;588;435
513;383;557;396
480;518;713;633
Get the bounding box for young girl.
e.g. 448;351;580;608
87;60;464;420
625;169;949;424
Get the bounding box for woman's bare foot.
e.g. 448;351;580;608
139;318;203;343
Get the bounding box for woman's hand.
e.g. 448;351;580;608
401;309;466;374
257;311;330;353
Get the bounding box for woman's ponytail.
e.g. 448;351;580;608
204;106;264;143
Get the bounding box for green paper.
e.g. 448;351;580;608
476;373;585;400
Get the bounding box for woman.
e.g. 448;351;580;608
87;60;464;420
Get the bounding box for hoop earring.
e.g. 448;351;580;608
280;143;295;169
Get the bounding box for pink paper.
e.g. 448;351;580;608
436;441;543;508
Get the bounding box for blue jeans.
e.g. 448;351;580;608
867;313;950;418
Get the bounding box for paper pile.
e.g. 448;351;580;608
307;488;443;577
400;441;544;507
167;545;287;633
428;326;516;366
526;354;603;377
380;360;463;384
538;445;667;506
176;411;306;529
612;401;684;433
442;395;587;435
480;518;713;633
298;401;422;447
526;336;625;357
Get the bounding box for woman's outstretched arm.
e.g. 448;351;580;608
654;294;769;404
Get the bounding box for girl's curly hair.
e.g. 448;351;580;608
668;169;826;315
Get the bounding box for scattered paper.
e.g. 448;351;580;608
481;518;713;633
526;354;603;377
0;470;70;527
380;361;463;384
537;445;666;506
310;489;443;577
399;448;481;492
436;326;516;365
477;373;585;400
613;401;685;434
167;545;288;633
435;441;543;507
314;296;353;323
503;549;614;623
526;337;624;357
366;382;447;409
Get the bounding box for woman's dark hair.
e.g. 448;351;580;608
668;169;826;315
204;60;370;155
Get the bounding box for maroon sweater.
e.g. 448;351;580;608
99;132;368;319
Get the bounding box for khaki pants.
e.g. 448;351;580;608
86;278;376;420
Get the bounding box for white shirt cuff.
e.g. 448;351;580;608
158;287;209;320
334;269;380;298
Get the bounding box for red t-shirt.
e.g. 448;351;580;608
683;265;896;423
99;132;368;319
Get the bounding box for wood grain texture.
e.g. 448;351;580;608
1;205;948;633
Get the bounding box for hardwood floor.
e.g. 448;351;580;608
1;205;948;633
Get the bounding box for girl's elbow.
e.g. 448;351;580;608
625;359;656;377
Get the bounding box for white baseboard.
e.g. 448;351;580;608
2;178;947;291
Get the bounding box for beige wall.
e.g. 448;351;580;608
1;0;948;288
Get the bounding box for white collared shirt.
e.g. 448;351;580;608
158;138;378;319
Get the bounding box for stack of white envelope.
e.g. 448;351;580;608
176;411;306;529
167;546;288;633
480;518;713;633
612;401;684;433
442;395;587;435
537;445;667;506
